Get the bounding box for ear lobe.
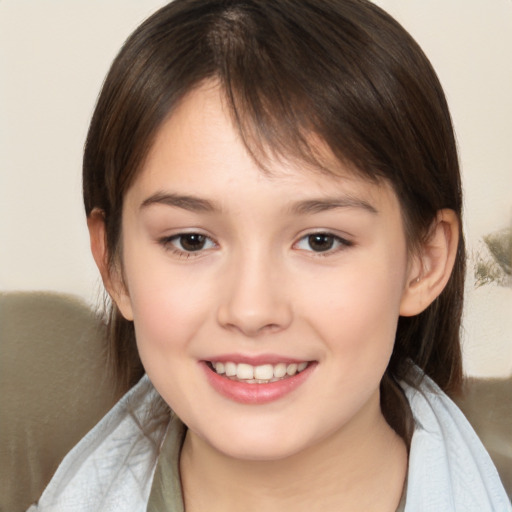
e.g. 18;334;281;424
399;209;459;317
87;209;134;321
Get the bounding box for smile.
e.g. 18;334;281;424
208;361;310;383
202;357;317;404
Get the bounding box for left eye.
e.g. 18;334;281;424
166;233;216;252
295;233;350;253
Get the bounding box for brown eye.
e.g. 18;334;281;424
160;232;216;256
307;234;335;252
179;233;207;251
295;232;352;254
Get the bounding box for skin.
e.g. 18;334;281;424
89;81;459;511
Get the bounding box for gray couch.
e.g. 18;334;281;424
0;292;118;512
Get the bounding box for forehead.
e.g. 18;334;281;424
129;82;400;215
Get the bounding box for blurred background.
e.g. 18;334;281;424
1;0;511;377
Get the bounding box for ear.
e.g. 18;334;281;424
399;209;459;317
87;209;134;321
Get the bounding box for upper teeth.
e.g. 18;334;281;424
212;361;308;382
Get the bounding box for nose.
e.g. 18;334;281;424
216;251;293;337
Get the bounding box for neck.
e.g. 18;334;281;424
180;391;407;512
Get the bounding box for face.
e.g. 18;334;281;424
116;82;415;461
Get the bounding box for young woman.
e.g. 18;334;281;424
29;1;510;510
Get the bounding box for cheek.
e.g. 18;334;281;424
321;261;404;310
122;246;213;355
302;251;407;358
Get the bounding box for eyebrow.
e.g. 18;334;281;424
289;197;378;215
140;192;219;212
140;191;378;215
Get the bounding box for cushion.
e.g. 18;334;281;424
0;292;118;512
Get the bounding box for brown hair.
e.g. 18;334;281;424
83;0;465;441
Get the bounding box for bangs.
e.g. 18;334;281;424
205;1;388;180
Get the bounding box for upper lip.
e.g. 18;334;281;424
202;354;312;366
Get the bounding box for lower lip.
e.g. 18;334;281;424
202;362;316;405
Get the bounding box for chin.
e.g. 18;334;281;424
193;418;317;462
216;437;307;462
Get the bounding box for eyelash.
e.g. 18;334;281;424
159;231;353;259
294;232;353;256
159;233;217;258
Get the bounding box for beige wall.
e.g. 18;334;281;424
1;1;511;376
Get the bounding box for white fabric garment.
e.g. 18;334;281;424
403;374;511;511
28;372;511;512
27;377;166;512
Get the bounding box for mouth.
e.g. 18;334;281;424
206;360;311;384
202;358;317;404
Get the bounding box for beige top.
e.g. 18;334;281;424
147;413;187;512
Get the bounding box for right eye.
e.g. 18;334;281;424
160;233;216;255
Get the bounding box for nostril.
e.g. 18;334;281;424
220;319;287;337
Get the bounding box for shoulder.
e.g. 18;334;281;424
401;368;511;511
27;376;169;512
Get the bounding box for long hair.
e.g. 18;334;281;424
83;0;465;442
